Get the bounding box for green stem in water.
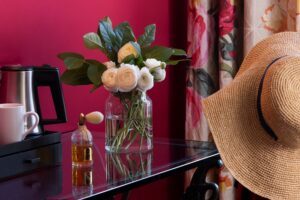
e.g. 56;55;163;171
110;91;151;152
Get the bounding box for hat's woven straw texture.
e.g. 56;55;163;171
203;32;300;200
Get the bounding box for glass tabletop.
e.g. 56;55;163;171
0;132;219;200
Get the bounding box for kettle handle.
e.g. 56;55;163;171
33;66;67;126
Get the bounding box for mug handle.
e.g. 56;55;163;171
23;112;40;139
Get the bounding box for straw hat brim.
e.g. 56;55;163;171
203;32;300;199
237;32;300;77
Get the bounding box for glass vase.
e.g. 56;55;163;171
105;90;153;153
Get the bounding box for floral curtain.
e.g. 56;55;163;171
244;0;298;55
186;0;300;199
186;0;240;199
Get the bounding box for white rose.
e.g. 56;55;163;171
116;63;139;92
117;42;139;63
103;61;116;69
143;58;167;81
101;68;118;92
120;63;140;75
152;68;166;82
143;58;162;69
137;67;154;91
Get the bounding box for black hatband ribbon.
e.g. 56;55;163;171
257;56;286;141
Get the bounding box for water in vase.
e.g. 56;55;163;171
105;115;153;153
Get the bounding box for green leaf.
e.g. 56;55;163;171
172;48;187;56
99;17;118;62
114;22;135;47
121;54;136;64
130;41;141;55
138;24;156;48
86;59;106;86
83;32;103;49
64;57;85;70
142;46;173;61
60;65;91;85
57;52;84;60
135;55;144;68
166;59;189;65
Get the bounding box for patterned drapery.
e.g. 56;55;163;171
186;0;300;199
244;0;298;55
186;0;240;199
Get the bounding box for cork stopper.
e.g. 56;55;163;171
78;113;85;126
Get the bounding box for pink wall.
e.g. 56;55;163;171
0;0;187;199
0;0;170;134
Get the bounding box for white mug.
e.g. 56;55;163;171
0;103;39;145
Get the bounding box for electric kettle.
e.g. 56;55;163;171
0;65;67;134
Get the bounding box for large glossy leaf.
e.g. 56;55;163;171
83;32;103;50
114;22;135;47
57;52;84;60
137;24;156;48
121;54;136;64
142;46;173;61
99;17;118;62
64;57;85;70
86;59;106;86
60;65;91;85
172;48;187;56
166;59;189;65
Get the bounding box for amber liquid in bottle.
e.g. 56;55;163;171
72;165;93;186
72;143;93;167
72;165;93;198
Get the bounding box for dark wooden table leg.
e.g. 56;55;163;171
183;156;223;200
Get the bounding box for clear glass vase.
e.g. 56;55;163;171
105;90;153;153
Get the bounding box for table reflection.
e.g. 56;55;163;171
0;166;62;199
72;165;93;199
16;134;219;200
106;151;152;184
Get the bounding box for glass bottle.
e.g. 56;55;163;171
72;113;93;167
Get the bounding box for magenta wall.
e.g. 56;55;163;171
0;0;187;199
0;0;184;135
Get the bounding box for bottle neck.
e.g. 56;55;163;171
78;124;87;130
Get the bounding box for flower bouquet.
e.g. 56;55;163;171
58;17;187;153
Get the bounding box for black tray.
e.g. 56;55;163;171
0;131;61;157
0;132;62;180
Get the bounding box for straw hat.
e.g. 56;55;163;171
203;32;300;200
